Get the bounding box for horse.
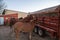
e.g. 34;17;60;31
9;17;17;29
12;15;37;40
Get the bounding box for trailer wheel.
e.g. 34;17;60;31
38;28;46;37
34;27;37;33
34;27;38;34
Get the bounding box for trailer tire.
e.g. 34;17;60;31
38;28;46;37
33;26;38;34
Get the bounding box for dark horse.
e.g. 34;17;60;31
9;18;17;28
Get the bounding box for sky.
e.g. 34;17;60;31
4;0;60;12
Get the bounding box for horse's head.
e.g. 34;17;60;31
29;15;37;23
22;14;37;23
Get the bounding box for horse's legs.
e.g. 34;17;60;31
29;32;32;40
15;30;20;40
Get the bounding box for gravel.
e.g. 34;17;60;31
0;26;51;40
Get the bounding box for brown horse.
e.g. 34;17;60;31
12;15;37;40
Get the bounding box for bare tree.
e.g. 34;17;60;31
0;0;6;15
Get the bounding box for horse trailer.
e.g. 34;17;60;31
29;5;60;40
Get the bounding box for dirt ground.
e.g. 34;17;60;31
0;26;51;40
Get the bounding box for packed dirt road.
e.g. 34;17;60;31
0;26;51;40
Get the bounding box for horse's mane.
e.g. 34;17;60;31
18;15;37;24
19;16;33;23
